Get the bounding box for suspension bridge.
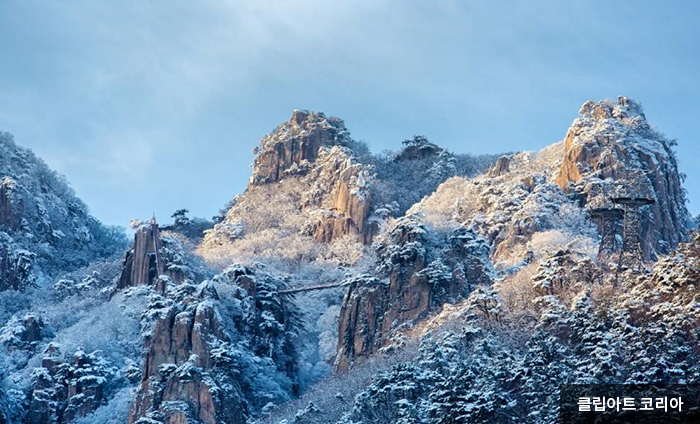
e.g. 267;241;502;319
278;280;351;294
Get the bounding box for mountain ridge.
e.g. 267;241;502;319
0;97;696;424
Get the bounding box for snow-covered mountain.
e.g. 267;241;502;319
0;133;126;291
0;97;696;424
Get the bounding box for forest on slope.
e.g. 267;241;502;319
0;97;698;424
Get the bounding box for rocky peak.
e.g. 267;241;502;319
117;219;189;290
203;111;378;250
290;109;311;125
577;95;645;121
202;113;497;257
555;96;690;258
117;219;165;290
249;110;352;186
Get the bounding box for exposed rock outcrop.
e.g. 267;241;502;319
117;219;187;290
129;270;299;424
555;97;690;259
335;218;492;371
24;344;111;424
17;314;43;344
0;236;35;291
128;286;248;424
118;220;165;289
204;111;378;248
250;111;376;244
201;113;499;259
308;149;376;244
488;155;511;177
249;110;353;187
0;177;22;230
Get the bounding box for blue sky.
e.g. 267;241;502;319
0;1;698;226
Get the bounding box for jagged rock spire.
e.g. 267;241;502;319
555;96;690;259
249;110;352;186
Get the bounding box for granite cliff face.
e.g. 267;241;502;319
335;218;492;371
23;344;112;424
555;97;690;258
487;155;511;178
200;113;495;265
127;267;300;424
118;221;166;290
127;285;248;424
202;111;377;252
117;220;188;290
305;148;375;244
249;110;354;186
334;96;691;373
2;98;695;424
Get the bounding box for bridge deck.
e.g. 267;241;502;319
278;281;350;294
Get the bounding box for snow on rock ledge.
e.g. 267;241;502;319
555;96;690;258
127;285;248;424
335;218;492;372
117;220;191;290
249;110;353;187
